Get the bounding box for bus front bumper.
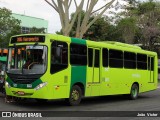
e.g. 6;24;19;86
5;84;52;99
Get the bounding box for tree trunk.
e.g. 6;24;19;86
45;0;116;38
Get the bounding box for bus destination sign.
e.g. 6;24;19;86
11;35;45;43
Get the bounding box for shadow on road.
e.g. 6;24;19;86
1;94;153;110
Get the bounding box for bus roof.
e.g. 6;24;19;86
9;34;157;56
101;41;141;49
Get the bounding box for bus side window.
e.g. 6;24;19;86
148;57;154;71
137;54;147;70
109;49;123;68
50;41;68;74
151;57;154;71
88;48;93;67
70;43;87;66
124;52;136;69
102;48;108;67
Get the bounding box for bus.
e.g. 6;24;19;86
0;48;8;93
0;48;8;62
5;34;158;105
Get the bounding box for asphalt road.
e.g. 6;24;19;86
0;84;160;120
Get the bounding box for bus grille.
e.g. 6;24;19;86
7;74;42;84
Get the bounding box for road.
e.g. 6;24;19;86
0;84;160;120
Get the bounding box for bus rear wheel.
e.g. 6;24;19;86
129;84;139;100
66;85;82;106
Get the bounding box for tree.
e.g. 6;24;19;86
30;27;46;33
82;16;120;41
0;7;21;47
57;11;119;41
136;1;160;51
115;0;160;50
124;1;160;51
45;0;117;38
116;17;137;44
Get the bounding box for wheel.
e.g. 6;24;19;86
129;84;139;100
66;85;82;106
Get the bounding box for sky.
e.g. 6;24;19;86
0;0;61;33
0;0;122;33
0;0;149;33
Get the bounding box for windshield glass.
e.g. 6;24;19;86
7;45;47;74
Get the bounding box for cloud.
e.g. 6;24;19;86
0;0;9;6
0;0;118;33
0;0;61;33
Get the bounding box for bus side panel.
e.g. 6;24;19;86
100;68;132;96
70;37;87;95
100;67;157;96
48;67;71;99
70;66;86;90
49;35;72;99
85;67;92;96
139;56;158;93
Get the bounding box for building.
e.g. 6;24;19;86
12;13;48;33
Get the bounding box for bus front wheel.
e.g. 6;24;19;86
66;85;82;106
129;84;139;100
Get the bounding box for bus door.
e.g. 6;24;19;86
148;56;154;83
87;48;100;96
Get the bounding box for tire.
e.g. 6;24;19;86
129;84;139;100
66;85;82;106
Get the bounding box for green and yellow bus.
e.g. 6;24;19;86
5;34;158;105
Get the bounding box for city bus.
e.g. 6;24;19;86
0;48;8;93
0;48;8;62
5;34;158;105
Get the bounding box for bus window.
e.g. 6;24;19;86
137;54;147;70
7;45;47;74
70;43;87;65
94;50;100;67
88;48;93;67
102;48;108;67
50;41;68;74
148;57;154;71
124;52;136;69
151;57;154;71
109;49;123;68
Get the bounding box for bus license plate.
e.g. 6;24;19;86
17;91;25;95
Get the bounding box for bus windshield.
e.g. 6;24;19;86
7;45;47;75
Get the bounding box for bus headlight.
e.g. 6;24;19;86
34;82;47;90
5;81;11;88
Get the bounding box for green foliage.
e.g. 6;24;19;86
0;7;21;47
115;0;160;52
137;1;156;14
137;1;160;52
84;17;110;41
56;0;160;54
30;27;46;33
84;17;120;42
57;11;120;41
117;17;137;44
